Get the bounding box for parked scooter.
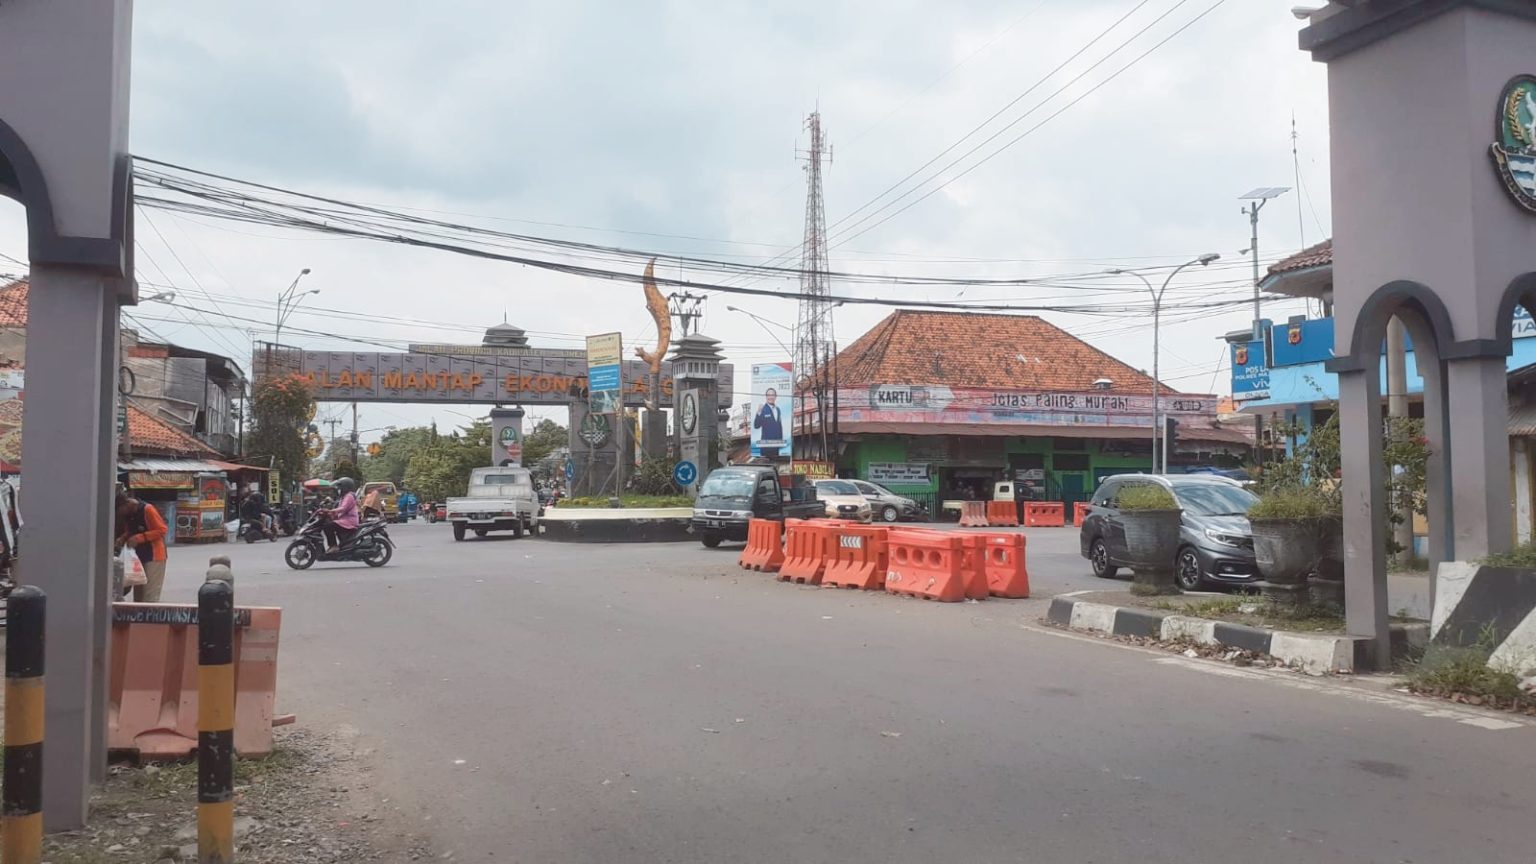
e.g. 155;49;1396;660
283;511;394;570
277;502;299;537
240;519;276;544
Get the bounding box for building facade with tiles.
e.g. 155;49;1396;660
796;310;1251;512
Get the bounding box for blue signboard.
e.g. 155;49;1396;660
673;461;698;486
1230;340;1270;402
585;332;623;414
564;458;575;483
1269;318;1336;368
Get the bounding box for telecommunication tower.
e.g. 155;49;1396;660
794;111;834;458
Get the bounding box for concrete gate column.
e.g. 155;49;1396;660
1446;355;1515;560
1337;367;1389;665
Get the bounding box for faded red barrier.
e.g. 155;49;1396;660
1024;502;1065;527
957;534;991;600
780;521;832;585
959;501;989;527
979;533;1030;598
1073;501;1092;526
885;530;967;602
739;519;785;572
985;500;1020;527
822;526;890;590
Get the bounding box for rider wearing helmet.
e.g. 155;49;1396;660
323;476;361;552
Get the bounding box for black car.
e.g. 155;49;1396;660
1079;474;1259;591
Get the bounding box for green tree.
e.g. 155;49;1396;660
403;421;492;502
361;426;435;485
521;419;567;469
246;374;315;492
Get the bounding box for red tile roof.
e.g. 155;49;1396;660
0;279;27;328
1267;239;1332;277
832;309;1167;394
128;404;220;458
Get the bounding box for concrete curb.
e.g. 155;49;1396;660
1046;596;1430;674
539;513;696;543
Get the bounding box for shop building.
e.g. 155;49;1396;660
798;310;1250;512
1231;239;1536;545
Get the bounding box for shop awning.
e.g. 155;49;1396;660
832;421;1252;445
119;458;256;473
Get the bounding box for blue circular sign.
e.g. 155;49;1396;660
673;461;698;486
564;458;576;482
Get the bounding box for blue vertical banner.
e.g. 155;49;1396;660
1230;341;1270;402
750;363;793;458
586;332;623;414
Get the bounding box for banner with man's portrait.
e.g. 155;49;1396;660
749;363;793;458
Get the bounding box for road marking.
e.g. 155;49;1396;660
1017;620;1533;732
1151;657;1532;731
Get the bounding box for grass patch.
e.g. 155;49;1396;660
1401;625;1536;711
559;495;693;509
1480;541;1536;569
1144;594;1347;632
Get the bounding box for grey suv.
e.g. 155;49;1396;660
1079;474;1259;591
850;480;921;523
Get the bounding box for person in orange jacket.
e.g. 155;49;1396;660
115;490;168;602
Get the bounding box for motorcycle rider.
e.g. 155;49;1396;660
322;477;361;553
240;488;275;539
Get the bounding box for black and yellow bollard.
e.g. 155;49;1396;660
3;586;45;864
197;579;236;864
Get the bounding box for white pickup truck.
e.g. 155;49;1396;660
446;466;540;541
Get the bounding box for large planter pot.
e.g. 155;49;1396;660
1121;508;1183;595
1308;516;1345;613
1251;517;1326;608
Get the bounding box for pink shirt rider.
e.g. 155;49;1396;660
331;491;360;530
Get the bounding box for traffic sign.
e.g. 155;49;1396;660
673;460;698;486
564;458;576;483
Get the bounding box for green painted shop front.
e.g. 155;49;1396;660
840;434;1154;513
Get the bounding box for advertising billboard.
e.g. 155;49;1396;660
750;363;792;458
585;333;623;415
1230;341;1270;402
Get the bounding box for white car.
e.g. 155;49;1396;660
811;479;873;523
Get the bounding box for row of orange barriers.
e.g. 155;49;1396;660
738;519;1029;602
980;500;1086;528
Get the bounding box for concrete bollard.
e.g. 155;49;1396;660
3;586;46;864
197;580;236;864
205;555;234;587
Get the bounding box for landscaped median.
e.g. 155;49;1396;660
1046;591;1429;674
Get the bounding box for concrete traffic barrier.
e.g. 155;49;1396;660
3;586;45;864
738;519;785;572
958;501;989;527
985;500;1019;527
979;533;1030;598
885;530;967;602
821;526;890;590
197;580;236;864
779;521;832;585
957;534;991;600
1072;502;1091;526
1024;502;1065;527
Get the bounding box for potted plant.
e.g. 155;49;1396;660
1118;484;1183;596
1247;487;1334;609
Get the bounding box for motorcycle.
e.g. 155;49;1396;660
240;518;276;544
283;511;394;570
277;503;299;537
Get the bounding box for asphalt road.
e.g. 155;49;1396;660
160;523;1526;863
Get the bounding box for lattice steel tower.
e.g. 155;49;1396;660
794;111;833;455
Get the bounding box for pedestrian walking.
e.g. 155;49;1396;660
115;489;168;602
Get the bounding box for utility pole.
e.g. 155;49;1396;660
322;417;342;468
1239;187;1290;339
795;111;833;462
350;401;359;466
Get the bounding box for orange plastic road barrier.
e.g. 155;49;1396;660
957;534;991;600
978;533;1030;598
779;521;833;585
1024;501;1066;527
884;530;968;602
958;501;989;527
821;526;890;590
109;603;289;759
986;500;1020;527
738;519;785;572
1073;501;1092;526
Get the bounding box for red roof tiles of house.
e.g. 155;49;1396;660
127;404;219;458
832;309;1168;394
1267;238;1332;277
0;279;27;328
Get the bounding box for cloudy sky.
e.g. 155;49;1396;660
1;0;1329;441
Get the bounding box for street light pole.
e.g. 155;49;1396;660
274;267;315;346
1238;187;1289;339
1108;253;1220;474
725;305;793;357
